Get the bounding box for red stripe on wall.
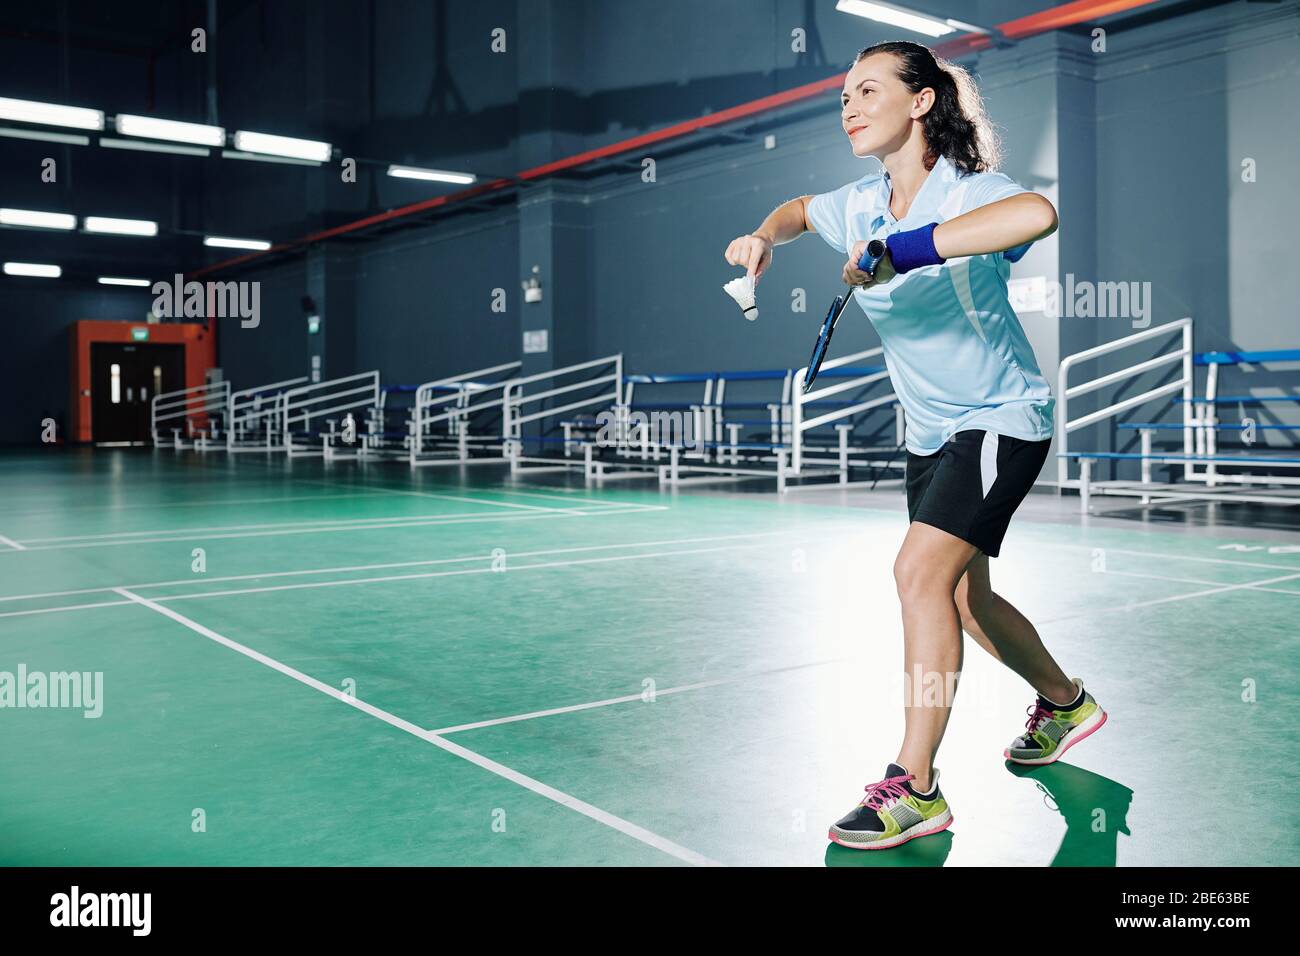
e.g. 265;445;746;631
190;0;1160;278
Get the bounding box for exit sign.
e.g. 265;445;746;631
130;327;149;342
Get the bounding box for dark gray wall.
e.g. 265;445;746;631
1;285;153;444
213;258;310;388
352;217;521;382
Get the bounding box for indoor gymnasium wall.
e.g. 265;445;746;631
205;0;524;392
0;286;147;445
1097;0;1300;355
213;258;311;389
350;215;522;386
1084;0;1300;472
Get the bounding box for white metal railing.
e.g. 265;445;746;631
502;355;623;462
151;381;231;447
227;376;309;451
282;371;380;457
410;360;522;464
790;347;896;474
1057;318;1193;487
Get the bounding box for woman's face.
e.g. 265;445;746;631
840;53;931;159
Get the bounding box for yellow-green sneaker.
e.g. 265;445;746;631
828;763;953;850
1004;677;1107;765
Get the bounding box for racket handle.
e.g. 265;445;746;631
857;238;887;277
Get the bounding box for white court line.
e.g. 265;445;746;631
142;555;1285;622
0;534;26;551
0;491;394;517
1;505;666;553
1096;568;1300;597
154;543;777;604
1099;568;1253;588
1039;569;1300;625
0;530;795;604
487;487;635;508
0;599;133;617
373;487;589;515
9;489;663;547
4;512;548;549
1050;542;1300;573
262;472;594;515
112;587;718;867
19;508;553;542
0;538;791;618
429;658;841;735
252;467;632;512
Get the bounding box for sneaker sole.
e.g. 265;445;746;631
1003;706;1108;765
827;808;953;850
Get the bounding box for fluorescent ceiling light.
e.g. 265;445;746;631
4;261;61;278
835;0;957;38
232;130;331;162
84;216;158;236
100;137;211;157
98;276;152;287
220;150;322;167
204;236;271;250
0;208;76;230
0;96;104;130
114;114;225;146
0;126;90;146
387;164;476;185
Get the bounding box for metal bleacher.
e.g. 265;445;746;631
502;355;624;475
554;351;903;491
150;380;231;450
146;344;908;491
226;376;309;453
408;361;522;467
281;371;381;459
1058;317;1300;511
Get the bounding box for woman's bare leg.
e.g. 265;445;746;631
954;554;1075;705
892;521;980;792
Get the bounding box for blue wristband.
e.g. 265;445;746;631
886;222;946;274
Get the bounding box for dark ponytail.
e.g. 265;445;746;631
855;40;1000;174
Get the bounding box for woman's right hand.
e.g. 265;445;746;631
724;233;774;282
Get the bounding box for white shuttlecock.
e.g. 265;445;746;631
723;274;758;321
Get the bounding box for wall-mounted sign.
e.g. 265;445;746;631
523;330;548;354
1007;276;1047;315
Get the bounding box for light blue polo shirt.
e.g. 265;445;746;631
806;154;1054;456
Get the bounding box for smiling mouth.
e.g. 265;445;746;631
847;126;867;136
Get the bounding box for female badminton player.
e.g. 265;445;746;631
723;40;1107;850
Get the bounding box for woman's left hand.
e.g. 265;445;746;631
843;240;895;288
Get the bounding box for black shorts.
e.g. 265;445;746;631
905;429;1051;558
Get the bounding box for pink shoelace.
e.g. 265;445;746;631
1024;702;1056;735
861;772;914;810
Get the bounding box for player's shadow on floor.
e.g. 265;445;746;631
824;830;954;867
1006;762;1134;867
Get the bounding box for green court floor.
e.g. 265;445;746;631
1;449;1296;866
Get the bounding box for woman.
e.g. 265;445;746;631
723;40;1106;850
